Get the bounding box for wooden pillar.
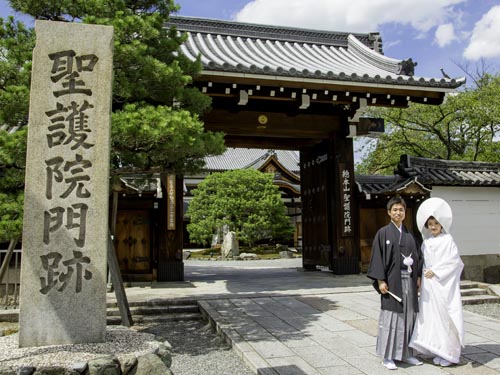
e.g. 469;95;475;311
329;125;360;274
157;174;184;281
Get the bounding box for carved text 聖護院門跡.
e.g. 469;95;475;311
39;49;99;294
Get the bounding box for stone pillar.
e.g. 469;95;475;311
19;20;114;347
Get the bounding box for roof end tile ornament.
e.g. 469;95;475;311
398;58;418;76
368;32;383;53
396;154;417;177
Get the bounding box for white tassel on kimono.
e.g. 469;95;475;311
402;253;413;273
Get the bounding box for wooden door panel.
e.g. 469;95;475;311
115;210;151;273
300;144;332;268
359;208;387;271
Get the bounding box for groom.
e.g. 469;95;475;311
367;195;423;370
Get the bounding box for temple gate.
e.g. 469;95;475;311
116;16;464;281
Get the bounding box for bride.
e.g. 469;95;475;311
410;197;464;367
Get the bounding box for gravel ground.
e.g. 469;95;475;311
0;320;254;374
135;319;254;375
463;303;500;320
0;326;158;371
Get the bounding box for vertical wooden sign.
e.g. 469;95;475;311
339;163;353;237
166;174;176;230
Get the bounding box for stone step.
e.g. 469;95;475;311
106;298;203;325
460;281;485;290
106;298;197;308
107;304;199;317
459;280;500;304
461;287;490;297
462;294;500;305
1;306;204;324
107;312;203;325
0;310;18;323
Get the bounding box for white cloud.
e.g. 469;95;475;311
463;5;500;60
383;39;402;50
234;0;466;33
434;23;457;47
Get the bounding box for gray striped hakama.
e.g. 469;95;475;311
376;271;417;360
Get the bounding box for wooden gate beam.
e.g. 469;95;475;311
0;239;17;284
107;230;133;327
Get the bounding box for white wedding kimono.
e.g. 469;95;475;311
410;203;465;363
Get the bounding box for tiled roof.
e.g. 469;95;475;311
169;16;465;90
185;148;301;196
204;148;300;174
356;155;500;196
396;155;500;186
355;174;430;195
355;175;401;194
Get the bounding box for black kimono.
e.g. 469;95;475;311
367;223;422;313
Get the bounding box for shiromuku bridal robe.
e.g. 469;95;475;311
410;198;465;363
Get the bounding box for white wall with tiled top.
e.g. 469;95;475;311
431;186;500;256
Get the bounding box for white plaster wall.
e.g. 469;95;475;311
431;186;500;256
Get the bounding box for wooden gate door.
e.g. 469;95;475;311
300;142;333;269
115;210;152;279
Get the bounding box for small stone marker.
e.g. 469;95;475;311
279;250;294;259
221;231;239;258
19;20;114;347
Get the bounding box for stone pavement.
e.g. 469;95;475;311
109;259;500;375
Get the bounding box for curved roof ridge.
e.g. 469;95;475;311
243;150;272;169
347;34;401;75
260;152;301;181
406;155;500;171
168;15;374;48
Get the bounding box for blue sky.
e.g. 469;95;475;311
1;0;499;80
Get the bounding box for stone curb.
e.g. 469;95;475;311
0;310;18;323
198;300;278;375
488;284;500;297
0;336;173;375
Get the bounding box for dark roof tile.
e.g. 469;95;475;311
397;155;500;186
204;148;300;174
